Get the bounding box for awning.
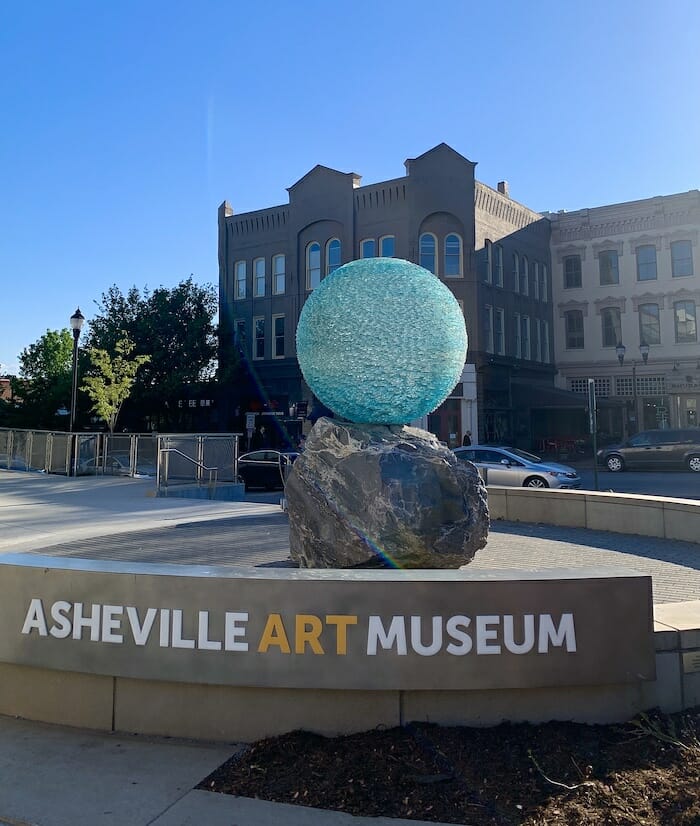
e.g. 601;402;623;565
510;380;626;410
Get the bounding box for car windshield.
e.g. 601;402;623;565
502;447;543;464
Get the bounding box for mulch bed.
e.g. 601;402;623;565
199;707;700;825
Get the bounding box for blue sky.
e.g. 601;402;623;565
1;0;698;374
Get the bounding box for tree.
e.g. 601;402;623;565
86;278;217;430
11;329;76;429
82;336;150;433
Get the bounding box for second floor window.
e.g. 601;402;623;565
254;317;265;359
326;239;341;275
273;315;285;358
636;245;657;281
521;315;530;359
671;240;693;277
599;250;619;285
360;238;376;258
520;256;529;295
514;313;521;358
601;306;621;348
564;255;582;289
493;245;503;287
419;233;436;274
540;263;548;302
494;307;504;354
532;261;540;300
565;310;584;349
272;254;286;294
234;260;246;299
674;300;697;343
380;235;395;257
513;253;520;293
639;303;661;345
253;257;265;297
306;242;321;290
444;233;462;276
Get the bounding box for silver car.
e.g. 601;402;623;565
453;445;581;489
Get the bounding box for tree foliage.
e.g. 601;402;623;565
86;278;218;429
82;337;150;433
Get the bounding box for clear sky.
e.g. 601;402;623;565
1;0;698;375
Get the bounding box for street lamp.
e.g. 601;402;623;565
68;308;85;475
616;341;649;435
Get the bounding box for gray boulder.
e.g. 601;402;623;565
286;418;489;569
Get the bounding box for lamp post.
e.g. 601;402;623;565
616;341;649;436
68;308;85;475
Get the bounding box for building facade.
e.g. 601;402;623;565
549;190;700;438
218;144;556;447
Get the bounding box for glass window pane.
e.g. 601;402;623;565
273;254;286;294
360;239;376;259
564;255;581;288
565;311;584;349
675;301;697;343
445;234;461;276
671;240;693;277
601;307;621;347
599;250;619;285
326;239;341;274
307;243;321;289
419;234;436;274
639;303;660;345
380;236;395;257
636;245;657;281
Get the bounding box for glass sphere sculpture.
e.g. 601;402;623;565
296;258;468;424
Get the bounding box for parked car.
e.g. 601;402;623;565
453;445;582;489
78;452;157;477
597;429;700;473
237;450;299;490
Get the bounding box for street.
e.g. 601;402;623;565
577;468;700;500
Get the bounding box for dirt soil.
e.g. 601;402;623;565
199;707;700;825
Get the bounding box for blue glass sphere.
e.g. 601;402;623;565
296;258;468;424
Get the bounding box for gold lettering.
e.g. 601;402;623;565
295;614;324;654
257;613;291;653
325;615;358;655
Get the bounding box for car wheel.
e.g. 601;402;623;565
606;455;624;472
688;455;700;473
524;476;549;488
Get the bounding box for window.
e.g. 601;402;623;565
570;377;610;396
272;254;286;294
674;300;697;343
514;312;521;358
234;320;246;353
484;305;493;353
253;257;265;297
565;310;584;349
360;238;376;258
671;240;693;277
326;239;341;275
540;264;548;302
636;245;657;281
445;233;462;277
532;261;539;300
253;317;265;359
520;256;529;295
599;250;619;285
601;307;621;348
379;235;395;257
493;245;503;287
533;318;541;361
521;316;530;359
272;314;285;358
483;240;492;283
419;233;436;274
306;242;321;290
494;308;505;354
234;260;246;299
542;320;550;363
564;255;582;288
638;303;661;345
513;253;520;293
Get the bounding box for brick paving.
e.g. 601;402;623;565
26;511;700;605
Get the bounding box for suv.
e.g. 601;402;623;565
597;429;700;473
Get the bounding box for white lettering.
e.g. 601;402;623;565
126;607;157;646
171;609;195;649
503;614;535;654
367;616;407;655
224;612;249;651
159;609;170;647
476;615;501;654
538;613;577;653
21;598;47;636
49;601;72;639
197;610;221;651
445;615;472;655
101;605;124;644
410;616;442;656
72;602;100;641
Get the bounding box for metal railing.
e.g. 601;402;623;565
156;447;218;496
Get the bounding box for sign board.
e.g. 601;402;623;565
245;412;256;432
0;556;655;692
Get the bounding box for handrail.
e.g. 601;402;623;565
157;447;218;492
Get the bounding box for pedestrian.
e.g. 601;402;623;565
462;431;472;447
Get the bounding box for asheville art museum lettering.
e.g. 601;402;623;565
20;599;577;656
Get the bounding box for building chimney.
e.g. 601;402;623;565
497;181;509;197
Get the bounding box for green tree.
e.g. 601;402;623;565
11;329;76;429
86;277;217;429
82;336;150;433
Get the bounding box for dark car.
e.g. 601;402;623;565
597;429;700;473
237;450;299;490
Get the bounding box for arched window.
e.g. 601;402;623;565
419;233;437;274
493;245;503;287
306;242;321;290
445;233;462;277
483;240;492;283
520;255;529;295
360;238;376;258
379;235;395;257
326;239;341;275
272;254;286;294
